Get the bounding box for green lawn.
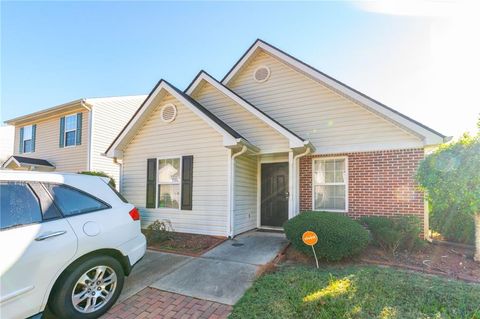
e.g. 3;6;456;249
230;266;480;319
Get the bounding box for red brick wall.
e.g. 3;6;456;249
299;148;425;224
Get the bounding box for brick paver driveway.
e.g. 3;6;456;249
103;287;232;319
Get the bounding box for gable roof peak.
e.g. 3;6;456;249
221;38;446;145
185;68;310;149
105;78;248;158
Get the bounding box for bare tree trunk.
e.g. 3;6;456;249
475;213;480;262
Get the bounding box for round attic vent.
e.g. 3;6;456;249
253;66;271;83
160;103;177;123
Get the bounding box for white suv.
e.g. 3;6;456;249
0;171;146;319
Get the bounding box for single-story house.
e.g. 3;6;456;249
106;39;447;237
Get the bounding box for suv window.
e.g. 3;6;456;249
29;182;62;220
0;182;42;230
45;184;109;216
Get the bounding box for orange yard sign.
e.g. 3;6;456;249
302;231;318;246
302;231;319;268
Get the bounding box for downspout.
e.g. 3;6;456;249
292;147;311;215
228;145;248;238
81;100;93;171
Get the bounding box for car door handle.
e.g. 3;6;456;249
35;230;67;241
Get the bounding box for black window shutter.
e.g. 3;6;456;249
146;158;157;208
76;112;82;145
19;127;24;154
59;117;65;148
31;124;36;152
181;155;193;210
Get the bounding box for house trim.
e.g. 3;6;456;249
2;155;55;170
185;71;312;150
257;156;292;229
155;155;182;211
87;109;92;170
105;80;254;159
311;156;349;213
5;99;89;126
221;39;447;146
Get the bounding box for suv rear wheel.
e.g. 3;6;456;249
49;255;124;319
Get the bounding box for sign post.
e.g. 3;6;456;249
302;231;319;269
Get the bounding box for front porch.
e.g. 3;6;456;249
231;148;311;236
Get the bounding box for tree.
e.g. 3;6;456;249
417;132;480;261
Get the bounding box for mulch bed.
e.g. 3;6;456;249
145;231;226;256
280;243;480;283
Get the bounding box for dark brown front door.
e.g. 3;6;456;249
261;162;289;227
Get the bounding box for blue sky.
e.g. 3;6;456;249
1;1;478;137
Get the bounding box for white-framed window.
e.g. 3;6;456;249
64;114;77;147
22;125;33;153
156;157;181;209
312;157;348;212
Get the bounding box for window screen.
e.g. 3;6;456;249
313;158;347;211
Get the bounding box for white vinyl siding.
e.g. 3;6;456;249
233;154;258;235
13;109;89;172
121;93;230;236
227;51;423;154
0;126;14;165
90;96;146;187
192;81;289;152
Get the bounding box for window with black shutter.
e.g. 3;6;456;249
146;158;157;208
181;156;193;210
146;156;193;210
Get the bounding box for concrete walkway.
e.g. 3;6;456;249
119;250;192;302
150;231;288;305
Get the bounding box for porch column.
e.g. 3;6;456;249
288;151;294;219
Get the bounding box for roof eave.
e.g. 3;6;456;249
186;70;309;149
221;39;446;143
105;80;247;159
5;99;88;125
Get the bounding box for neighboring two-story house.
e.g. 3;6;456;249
2;95;146;185
0;125;14;165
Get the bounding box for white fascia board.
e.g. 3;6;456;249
5;99;88;125
105;86;162;158
106;81;240;159
222;40;445;146
186;72;306;149
164;82;239;147
3;156;20;168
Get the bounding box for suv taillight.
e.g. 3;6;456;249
129;207;140;221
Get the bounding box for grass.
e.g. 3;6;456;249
230;266;480;319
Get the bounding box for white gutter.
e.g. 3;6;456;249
227;145;248;237
292;147;311;215
5;99;89;126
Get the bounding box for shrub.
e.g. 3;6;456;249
145;219;173;243
283;211;370;261
78;171;115;188
430;207;475;244
360;216;422;255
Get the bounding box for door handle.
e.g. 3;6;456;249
35;230;67;241
284;192;289;200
